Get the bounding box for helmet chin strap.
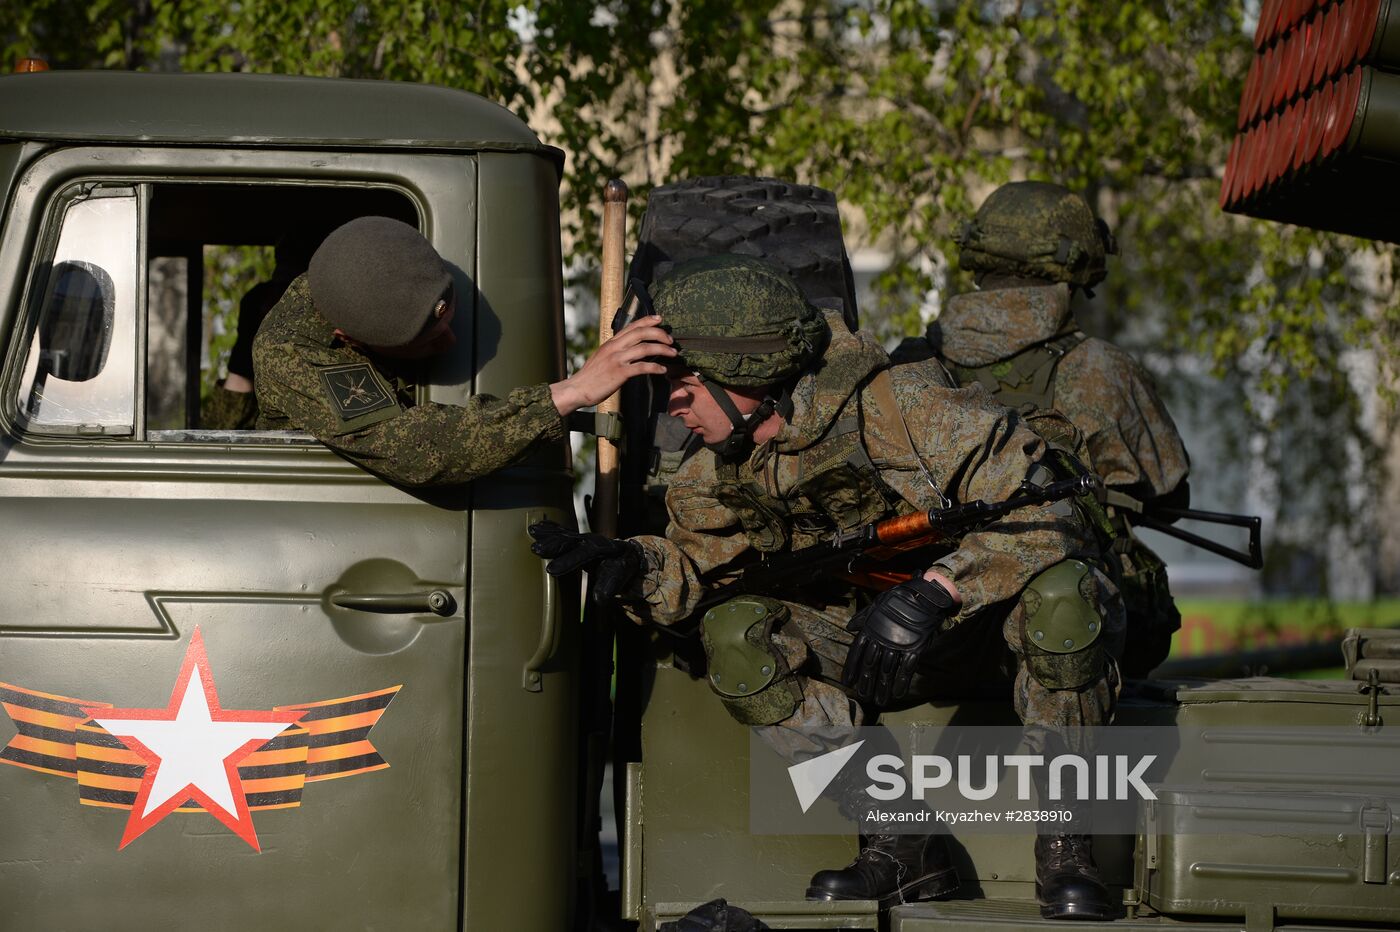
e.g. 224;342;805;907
698;376;786;460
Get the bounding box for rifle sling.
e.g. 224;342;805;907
1102;488;1144;513
867;369;949;508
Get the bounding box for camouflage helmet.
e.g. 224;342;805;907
652;254;830;387
954;182;1118;289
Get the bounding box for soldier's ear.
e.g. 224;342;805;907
331;327;367;351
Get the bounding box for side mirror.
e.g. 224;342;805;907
37;260;115;383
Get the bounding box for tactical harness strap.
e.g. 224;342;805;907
715;411;887;551
700;375;786;461
1099;487;1152;554
926;343;1118;548
566;409;625;443
949;330;1088;414
713;367;945;555
867;370;949;508
928;332;1181;677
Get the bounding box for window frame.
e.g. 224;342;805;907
0;148;455;459
10;181;146;439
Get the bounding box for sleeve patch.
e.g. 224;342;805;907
317;363;398;423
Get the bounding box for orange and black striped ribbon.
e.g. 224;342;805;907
74;722;311;812
275;686;400;782
0;682;110;778
1;682;400;800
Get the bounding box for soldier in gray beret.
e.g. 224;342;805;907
308;216;456;353
253;216;673;486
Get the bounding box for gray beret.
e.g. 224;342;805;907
308;216;452;348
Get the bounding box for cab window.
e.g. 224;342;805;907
10;180;418;442
15;186;139;434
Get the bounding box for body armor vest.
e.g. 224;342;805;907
711;384;911;554
911;328;1180;677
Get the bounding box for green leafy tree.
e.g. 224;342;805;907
5;0;1394;594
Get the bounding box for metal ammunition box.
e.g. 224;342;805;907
1136;786;1400;926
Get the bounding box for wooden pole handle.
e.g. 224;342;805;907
593;179;628;537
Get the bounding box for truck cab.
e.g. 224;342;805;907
0;70;577;931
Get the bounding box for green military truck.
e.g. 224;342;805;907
0;67;1396;932
0;69;578;930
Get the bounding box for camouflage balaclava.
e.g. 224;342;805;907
955;181;1118;294
652;254;830;457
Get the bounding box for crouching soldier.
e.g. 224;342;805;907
895;181;1190;676
532;255;1125;920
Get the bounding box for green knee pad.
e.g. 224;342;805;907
700;596;801;726
1019;560;1107;690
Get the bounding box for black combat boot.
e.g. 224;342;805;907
1035;833;1116;920
806;831;959;908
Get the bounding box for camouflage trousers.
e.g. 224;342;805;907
743;569;1124;767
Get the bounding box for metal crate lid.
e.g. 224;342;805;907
1141;676;1396;706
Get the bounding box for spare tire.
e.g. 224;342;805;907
627;176;859;330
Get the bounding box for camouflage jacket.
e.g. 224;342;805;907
253;274;565;486
201;384;259;431
923;284;1189;502
623;313;1091;627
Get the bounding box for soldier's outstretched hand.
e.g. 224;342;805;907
549;315;675;416
528;520;642;602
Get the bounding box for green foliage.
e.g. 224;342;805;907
4;0;1395;591
201;245;274;401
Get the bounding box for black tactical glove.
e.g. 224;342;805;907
841;576;957;707
527;520;642;602
659;898;769;932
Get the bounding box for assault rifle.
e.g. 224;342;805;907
1100;489;1264;569
695;474;1096;612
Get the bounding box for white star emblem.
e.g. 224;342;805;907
84;628;302;850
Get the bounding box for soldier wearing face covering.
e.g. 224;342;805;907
894;181;1191;678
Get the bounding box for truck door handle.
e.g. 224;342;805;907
331;590;456;616
523;567;560;692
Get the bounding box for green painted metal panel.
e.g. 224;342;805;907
634;672;1143;924
0;499;467;929
0;72;561;168
461;150;577;932
0;141;483;929
1150;676;1398;724
889;898;1365;930
633;666;1400;927
636;662;877;928
1137;787;1400;925
0;143;26;262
